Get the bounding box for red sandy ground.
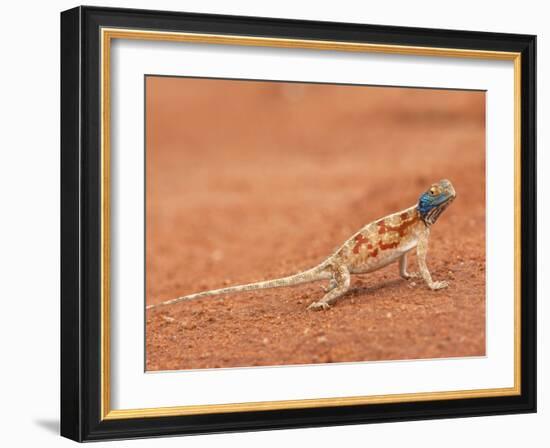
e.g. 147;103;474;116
145;78;486;371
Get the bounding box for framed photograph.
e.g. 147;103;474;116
60;6;536;441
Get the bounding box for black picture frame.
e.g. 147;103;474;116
61;5;536;442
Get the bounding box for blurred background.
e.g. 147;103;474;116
145;76;485;370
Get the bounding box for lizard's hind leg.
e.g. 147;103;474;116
308;264;350;311
321;278;338;293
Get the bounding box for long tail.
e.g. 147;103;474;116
146;262;331;310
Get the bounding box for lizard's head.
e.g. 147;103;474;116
417;179;456;226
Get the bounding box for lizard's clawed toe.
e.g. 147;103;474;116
430;280;449;290
307;301;331;311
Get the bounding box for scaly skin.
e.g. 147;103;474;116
147;179;456;311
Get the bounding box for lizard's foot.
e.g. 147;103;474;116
402;271;420;280
428;280;449;290
307;301;331;311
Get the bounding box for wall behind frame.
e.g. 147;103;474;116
0;1;545;447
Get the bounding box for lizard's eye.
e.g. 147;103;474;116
429;188;436;195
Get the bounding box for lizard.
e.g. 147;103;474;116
146;179;456;312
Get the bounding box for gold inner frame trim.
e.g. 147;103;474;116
100;27;522;421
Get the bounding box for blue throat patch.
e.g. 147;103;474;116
417;193;433;219
417;192;447;220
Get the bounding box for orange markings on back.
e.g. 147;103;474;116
353;234;370;254
378;213;419;238
354;211;419;258
353;234;380;258
379;240;400;250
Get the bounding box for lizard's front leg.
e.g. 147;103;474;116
399;253;419;280
308;264;350;310
416;230;448;290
